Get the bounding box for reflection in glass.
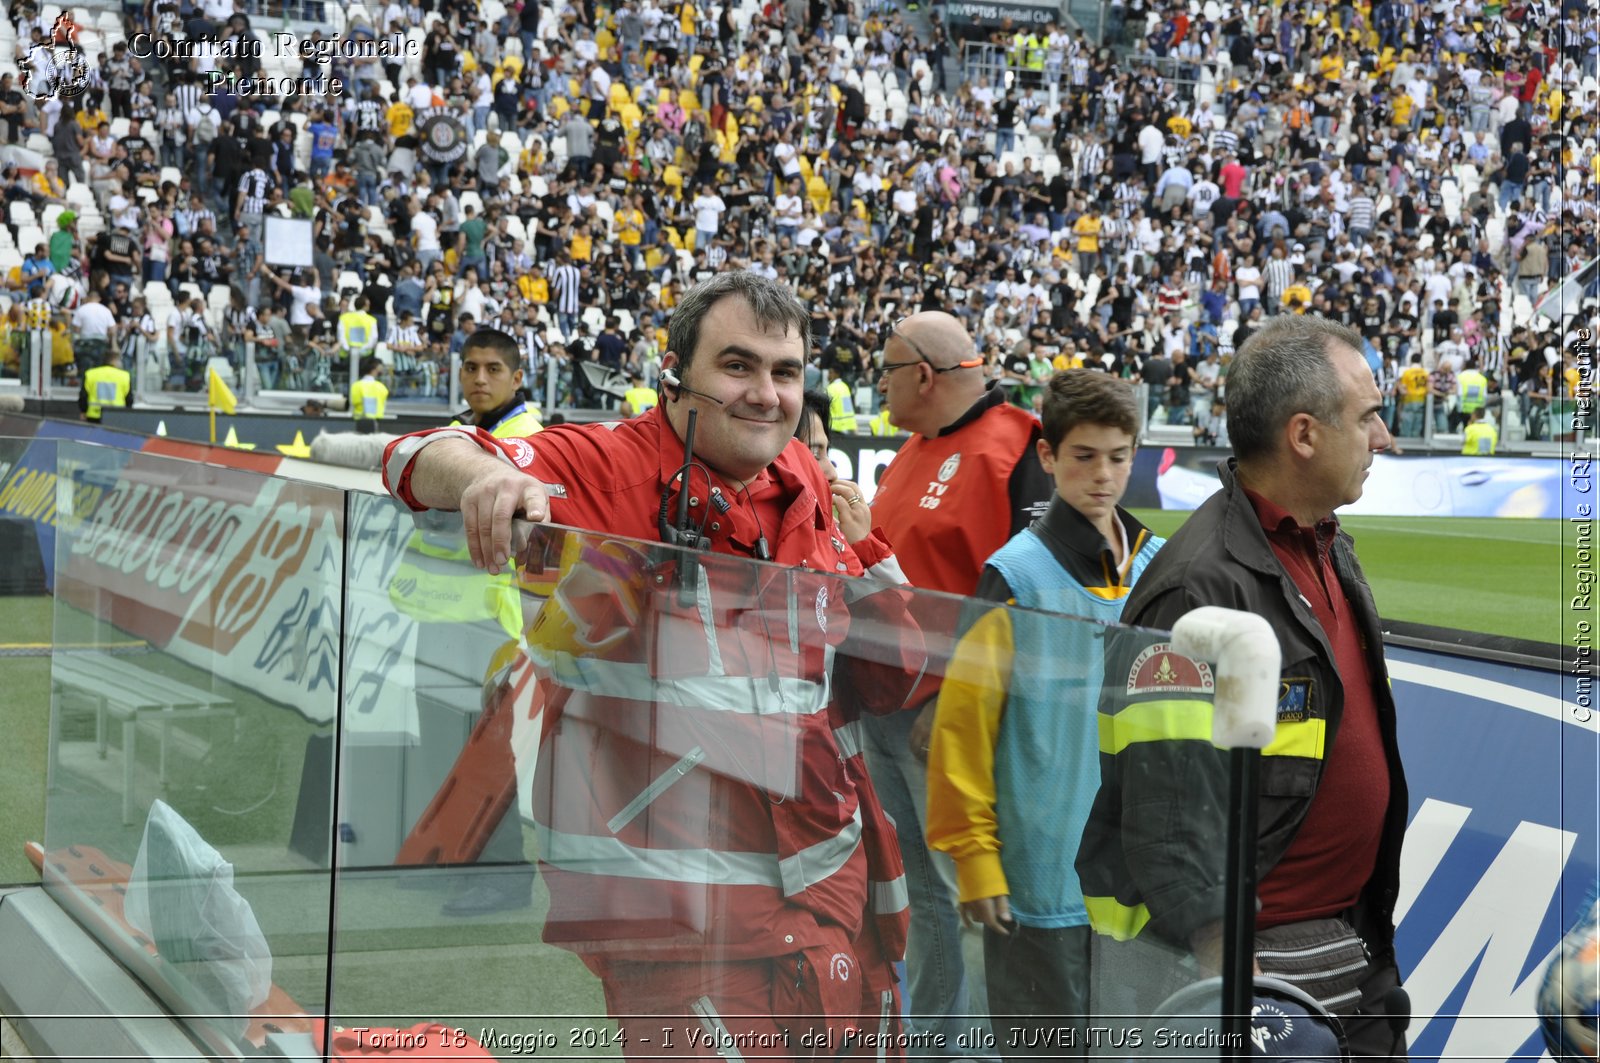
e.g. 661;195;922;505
42;439;340;1057
25;446;1253;1059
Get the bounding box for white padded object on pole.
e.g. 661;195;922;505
1170;606;1281;750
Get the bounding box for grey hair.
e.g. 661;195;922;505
1227;315;1365;462
668;271;812;374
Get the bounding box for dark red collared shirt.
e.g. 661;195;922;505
1242;487;1389;928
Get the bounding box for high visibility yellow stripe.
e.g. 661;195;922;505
1098;699;1213;754
1100;702;1328;759
1263;717;1326;759
1084;895;1151;942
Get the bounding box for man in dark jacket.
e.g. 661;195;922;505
1078;315;1410;1060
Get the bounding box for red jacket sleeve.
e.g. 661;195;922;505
381;425;539;510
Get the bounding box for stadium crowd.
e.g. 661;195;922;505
0;0;1595;439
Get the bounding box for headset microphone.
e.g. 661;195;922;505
660;368;725;406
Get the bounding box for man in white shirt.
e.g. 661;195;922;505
773;133;802;182
890;177;918;225
261;267;324;334
1422;266;1453;310
773;178;804;239
406;78;435;109
691;189;725;251
411;197;442;271
1189;175;1220;215
458;274;490;323
567;183;598;216
585;62;611;108
1234;256;1263;316
1434;328;1468;376
72;290;118;367
1137;120;1165;183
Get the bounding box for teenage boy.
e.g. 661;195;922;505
452;327;543;437
400;327;541;917
926;370;1163;1059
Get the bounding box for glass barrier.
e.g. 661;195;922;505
329;496;1243;1061
0;436;56;888
42;439;343;1057
29;441;1260;1060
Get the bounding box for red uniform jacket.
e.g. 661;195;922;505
383;409;924;987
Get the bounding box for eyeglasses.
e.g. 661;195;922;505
874;320;985;374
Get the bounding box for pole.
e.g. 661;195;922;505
209;405;216;444
243;340;257;407
1221;746;1260;1060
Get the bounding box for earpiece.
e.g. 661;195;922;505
658;367;725;406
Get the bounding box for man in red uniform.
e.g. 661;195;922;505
383;271;923;1058
865;311;1055;1049
872;312;1053;595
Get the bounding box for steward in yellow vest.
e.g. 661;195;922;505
80;348;131;422
1461;408;1497;455
338;295;380;357
1457;363;1489;415
623;381;659;417
351;356;389;433
827;369;857;434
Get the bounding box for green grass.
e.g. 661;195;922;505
0;596;54;885
1130;510;1567;646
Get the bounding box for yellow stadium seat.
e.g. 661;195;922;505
569;76;583;97
678;88;699;114
662;164;683;192
596;26;617;59
682;229;696;251
633;82;650;104
806;174;831;213
498;55;524;78
798;154;813;182
620;102;643;131
462;50;479;74
746;94;764;113
549;95;571;119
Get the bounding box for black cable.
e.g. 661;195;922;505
657;460;713;544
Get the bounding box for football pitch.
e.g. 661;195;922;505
1129;510;1569;648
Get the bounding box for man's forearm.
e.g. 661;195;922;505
404;435;508;511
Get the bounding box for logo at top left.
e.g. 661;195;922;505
23;14;91;102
